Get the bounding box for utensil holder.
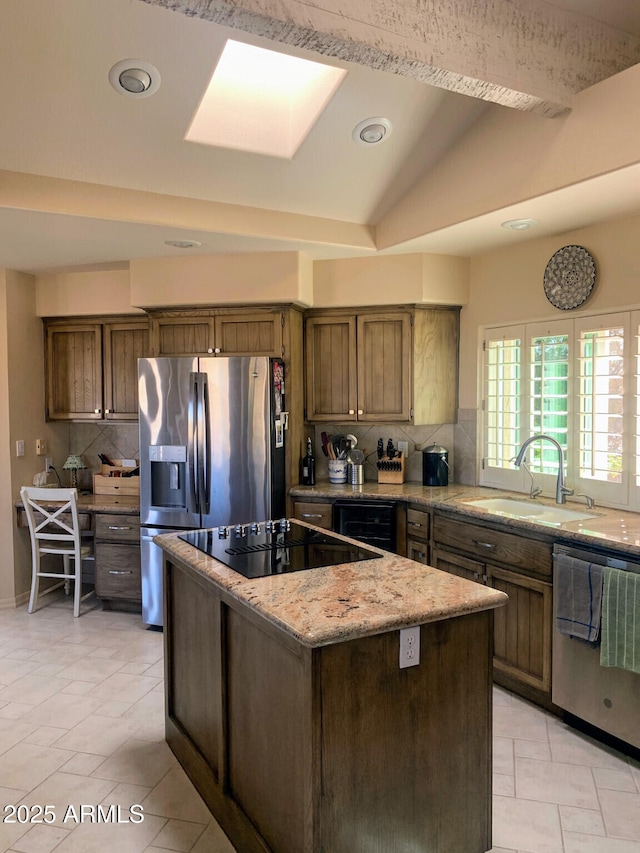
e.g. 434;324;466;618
376;453;405;484
328;460;348;484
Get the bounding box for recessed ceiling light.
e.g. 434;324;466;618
164;240;202;249
109;59;161;98
352;117;393;145
501;218;539;230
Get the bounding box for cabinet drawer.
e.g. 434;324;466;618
293;502;333;529
407;537;429;564
95;514;140;543
95;542;141;600
432;515;552;577
406;507;429;542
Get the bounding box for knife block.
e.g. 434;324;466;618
376;453;405;484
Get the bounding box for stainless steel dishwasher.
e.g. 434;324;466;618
552;541;640;750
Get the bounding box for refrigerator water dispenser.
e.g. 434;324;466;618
149;445;187;508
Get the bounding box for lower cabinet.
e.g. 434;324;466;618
406;505;430;564
95;513;141;603
431;513;553;703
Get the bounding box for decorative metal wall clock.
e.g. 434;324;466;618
543;245;597;310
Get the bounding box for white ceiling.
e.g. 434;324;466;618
0;0;639;273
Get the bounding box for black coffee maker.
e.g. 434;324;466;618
422;444;449;486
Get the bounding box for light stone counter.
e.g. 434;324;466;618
154;523;507;648
291;482;640;555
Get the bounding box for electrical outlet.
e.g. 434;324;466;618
15;440;24;457
397;440;409;457
36;438;47;455
45;456;53;472
399;626;420;669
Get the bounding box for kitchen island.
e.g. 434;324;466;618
155;522;507;853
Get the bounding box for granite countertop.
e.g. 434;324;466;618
154;524;507;649
15;493;139;514
291;482;640;556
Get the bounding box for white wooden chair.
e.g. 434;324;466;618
20;486;94;617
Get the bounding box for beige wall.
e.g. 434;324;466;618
1;272;69;606
130;252;309;308
312;253;469;306
36;268;142;317
461;213;640;409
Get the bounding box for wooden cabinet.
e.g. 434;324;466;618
292;500;333;529
431;512;553;702
304;306;459;424
94;513;141;603
149;307;284;357
406;505;430;564
45;317;149;421
164;550;494;853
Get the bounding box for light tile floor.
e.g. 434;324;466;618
1;594;639;853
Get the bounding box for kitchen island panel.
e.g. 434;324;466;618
317;611;492;853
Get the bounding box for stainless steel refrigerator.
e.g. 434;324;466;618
138;356;287;626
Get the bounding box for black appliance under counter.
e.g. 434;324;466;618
179;519;381;579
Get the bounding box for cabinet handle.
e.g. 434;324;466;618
207;348;214;353
108;570;132;575
416;551;425;559
214;347;221;353
408;521;423;528
108;525;131;531
105;408;111;414
94;408;101;414
357;409;363;415
348;409;355;415
473;540;496;550
301;513;322;519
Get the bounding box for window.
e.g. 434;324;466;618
481;311;635;509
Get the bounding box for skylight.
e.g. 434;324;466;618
184;40;347;159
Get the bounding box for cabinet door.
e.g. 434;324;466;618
407;538;429;564
214;311;283;357
431;546;485;583
357;313;412;422
305;315;357;422
152;316;215;355
488;564;552;694
103;321;149;420
45;323;103;420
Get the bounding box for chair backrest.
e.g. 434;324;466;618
20;487;81;549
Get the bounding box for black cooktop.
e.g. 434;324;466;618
178;519;381;579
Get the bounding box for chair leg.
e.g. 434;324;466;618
27;552;40;614
73;556;81;618
63;555;72;595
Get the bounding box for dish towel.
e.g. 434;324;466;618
555;553;604;642
600;567;640;675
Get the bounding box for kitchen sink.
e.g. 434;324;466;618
462;497;597;526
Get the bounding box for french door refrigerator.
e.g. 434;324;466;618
138;355;286;626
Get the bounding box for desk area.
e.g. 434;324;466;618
16;494;141;607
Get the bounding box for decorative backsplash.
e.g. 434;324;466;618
68;423;139;492
67;410;478;492
312;409;477;485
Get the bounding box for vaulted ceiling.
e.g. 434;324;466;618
0;0;639;273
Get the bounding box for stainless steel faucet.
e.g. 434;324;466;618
513;434;573;504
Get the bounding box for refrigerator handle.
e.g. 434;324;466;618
200;374;211;515
189;371;200;514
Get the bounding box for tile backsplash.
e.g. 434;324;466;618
68;423;139;491
67;410;479;493
311;409;478;485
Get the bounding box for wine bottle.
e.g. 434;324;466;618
302;437;316;486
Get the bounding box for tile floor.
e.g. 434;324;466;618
0;594;639;853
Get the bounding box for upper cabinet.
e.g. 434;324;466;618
149;308;284;358
304;306;459;424
45;317;149;421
